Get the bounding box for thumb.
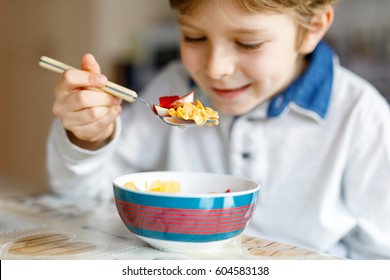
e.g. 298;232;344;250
81;53;102;74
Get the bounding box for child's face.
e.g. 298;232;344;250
178;0;306;115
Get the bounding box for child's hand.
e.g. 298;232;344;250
52;53;122;150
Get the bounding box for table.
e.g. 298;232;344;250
0;186;336;260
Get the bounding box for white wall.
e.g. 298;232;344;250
0;0;94;192
327;0;390;101
88;0;174;79
330;0;390;36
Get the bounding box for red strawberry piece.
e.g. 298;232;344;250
159;95;180;108
158;91;195;109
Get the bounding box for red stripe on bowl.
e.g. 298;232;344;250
116;199;256;234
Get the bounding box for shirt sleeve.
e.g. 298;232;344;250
46;117;122;200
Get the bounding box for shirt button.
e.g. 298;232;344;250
242;152;251;159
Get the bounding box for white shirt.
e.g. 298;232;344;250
47;47;390;259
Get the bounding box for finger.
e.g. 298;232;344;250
66;106;121;142
62;105;121;128
63;89;122;112
81;53;101;74
53;72;120;118
55;68;107;94
52;88;122;129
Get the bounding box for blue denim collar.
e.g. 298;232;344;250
267;41;334;120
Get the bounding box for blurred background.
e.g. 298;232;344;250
0;0;389;194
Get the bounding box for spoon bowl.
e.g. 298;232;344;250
39;56;216;128
133;95;217;127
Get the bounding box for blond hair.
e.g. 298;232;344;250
169;0;338;30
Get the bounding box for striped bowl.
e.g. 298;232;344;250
113;171;260;252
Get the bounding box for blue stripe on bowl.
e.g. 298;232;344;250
126;225;245;242
113;185;259;209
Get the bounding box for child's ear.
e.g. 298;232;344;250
298;5;334;54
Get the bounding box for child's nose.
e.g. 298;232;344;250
205;46;235;79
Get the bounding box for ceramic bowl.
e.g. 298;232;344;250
113;171;260;252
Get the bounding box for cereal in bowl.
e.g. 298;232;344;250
124;180;181;193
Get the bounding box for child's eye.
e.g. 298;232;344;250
183;36;206;43
236;42;263;50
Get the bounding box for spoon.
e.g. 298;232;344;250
38;56;216;128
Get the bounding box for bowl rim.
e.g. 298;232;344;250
113;171;260;198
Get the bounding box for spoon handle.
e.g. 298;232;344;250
39;56;137;103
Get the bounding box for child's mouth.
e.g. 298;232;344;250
211;84;251;99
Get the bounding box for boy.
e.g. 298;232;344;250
47;0;390;259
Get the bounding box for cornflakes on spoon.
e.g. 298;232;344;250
153;91;219;126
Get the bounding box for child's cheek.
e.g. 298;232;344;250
181;48;201;74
